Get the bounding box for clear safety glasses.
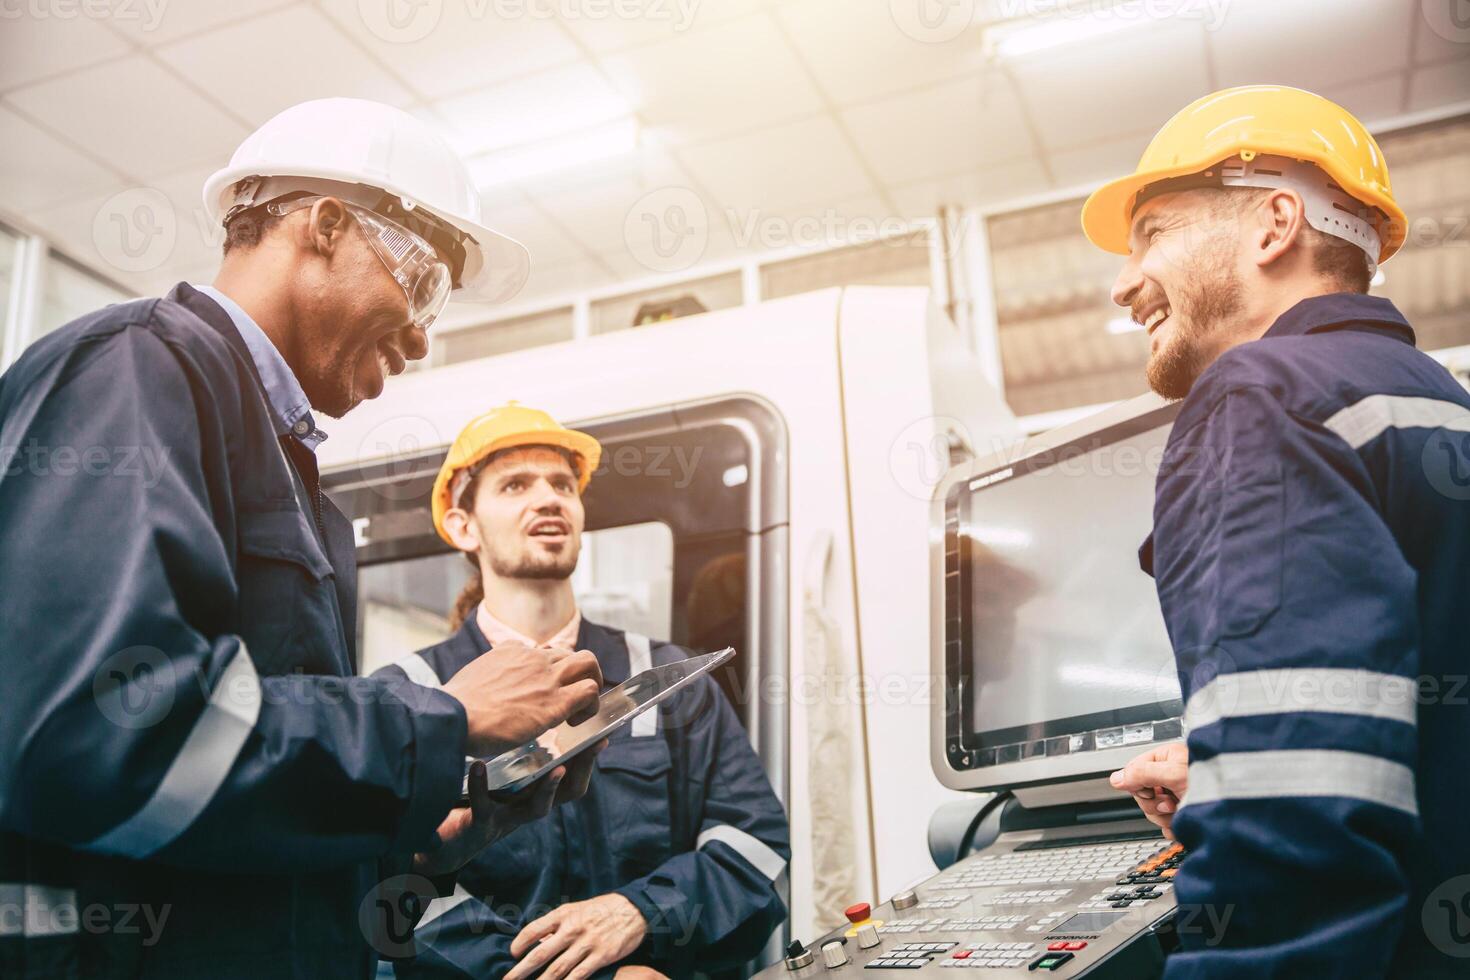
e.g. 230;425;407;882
267;196;452;330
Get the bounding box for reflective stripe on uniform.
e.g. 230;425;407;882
1184;668;1418;731
625;631;657;737
1179;749;1417;816
85;643;263;858
394;652;443;690
1323;394;1470;450
696;824;786;881
0;884;78;937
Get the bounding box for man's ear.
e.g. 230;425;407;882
441;506;481;555
1251;188;1308;270
305;197;350;261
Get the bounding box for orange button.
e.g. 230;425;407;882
844;903;872;923
1161;868;1178;878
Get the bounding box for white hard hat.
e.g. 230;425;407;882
203;98;529;304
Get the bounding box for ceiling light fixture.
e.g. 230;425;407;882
987;0;1178;59
469;118;639;188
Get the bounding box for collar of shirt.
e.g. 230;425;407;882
1262;291;1414;346
476;601;581;651
192;284;327;451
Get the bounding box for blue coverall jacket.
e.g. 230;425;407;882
1142;293;1470;978
0;285;468;979
375;617;790;978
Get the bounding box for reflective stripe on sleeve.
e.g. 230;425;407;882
625;632;657;737
1323;394;1470;450
696;824;787;881
1180;749;1417;816
0;884;78;937
85;643;263;858
394;652;444;690
1184;668;1418;731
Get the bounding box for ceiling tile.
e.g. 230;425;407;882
1210;0;1412;94
0;104;121;213
1010;18;1210;151
318;0;581;100
480;200;588;266
28;165;222;287
887;158;1052;215
776;0;989;106
434;62;629;156
6;55;248;179
0;14;130;91
1316;72;1408;126
156;6;413;126
841;71;1034;185
675;113;876;213
104;0;293;46
1047;130;1155;189
556;0;766;52
521;147;698;254
596;11;823;144
1408;58;1470;113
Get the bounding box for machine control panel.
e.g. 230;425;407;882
760;827;1182;977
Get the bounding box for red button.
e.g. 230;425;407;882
844;903;871;923
953;951;971;959
1064;941;1087;951
1047;941;1068;951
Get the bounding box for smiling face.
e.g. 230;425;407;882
1109;189;1250;400
455;446;585;582
287;200;431;417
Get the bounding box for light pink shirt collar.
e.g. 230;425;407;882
476;601;581;650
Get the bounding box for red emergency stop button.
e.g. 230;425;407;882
844;903;871;923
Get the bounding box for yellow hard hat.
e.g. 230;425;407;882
430;402;602;545
1081;85;1406;265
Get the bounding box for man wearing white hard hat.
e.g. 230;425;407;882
0;99;604;979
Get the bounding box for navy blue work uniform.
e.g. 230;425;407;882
1142;293;1470;978
0;284;467;979
375;618;790;978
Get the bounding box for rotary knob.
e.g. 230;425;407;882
821;940;849;967
891;889;918;911
856;923;881;949
783;940;814;970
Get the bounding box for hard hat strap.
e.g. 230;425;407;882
224;175;470;287
1134;154;1382;274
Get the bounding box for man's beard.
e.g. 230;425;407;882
489;547;579;581
1145;241;1246;401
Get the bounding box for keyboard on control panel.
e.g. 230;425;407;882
934;837;1170;891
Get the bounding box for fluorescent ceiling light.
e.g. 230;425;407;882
436;65;633;157
469;118;639;188
1106;316;1143;335
988;0;1172;58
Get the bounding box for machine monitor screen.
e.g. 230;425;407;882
941;403;1184;778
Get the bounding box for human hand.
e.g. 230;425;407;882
613;968;670;979
443;644;602;757
1109;743;1189;840
505;892;649;980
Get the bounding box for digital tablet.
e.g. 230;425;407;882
459;647;735;802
